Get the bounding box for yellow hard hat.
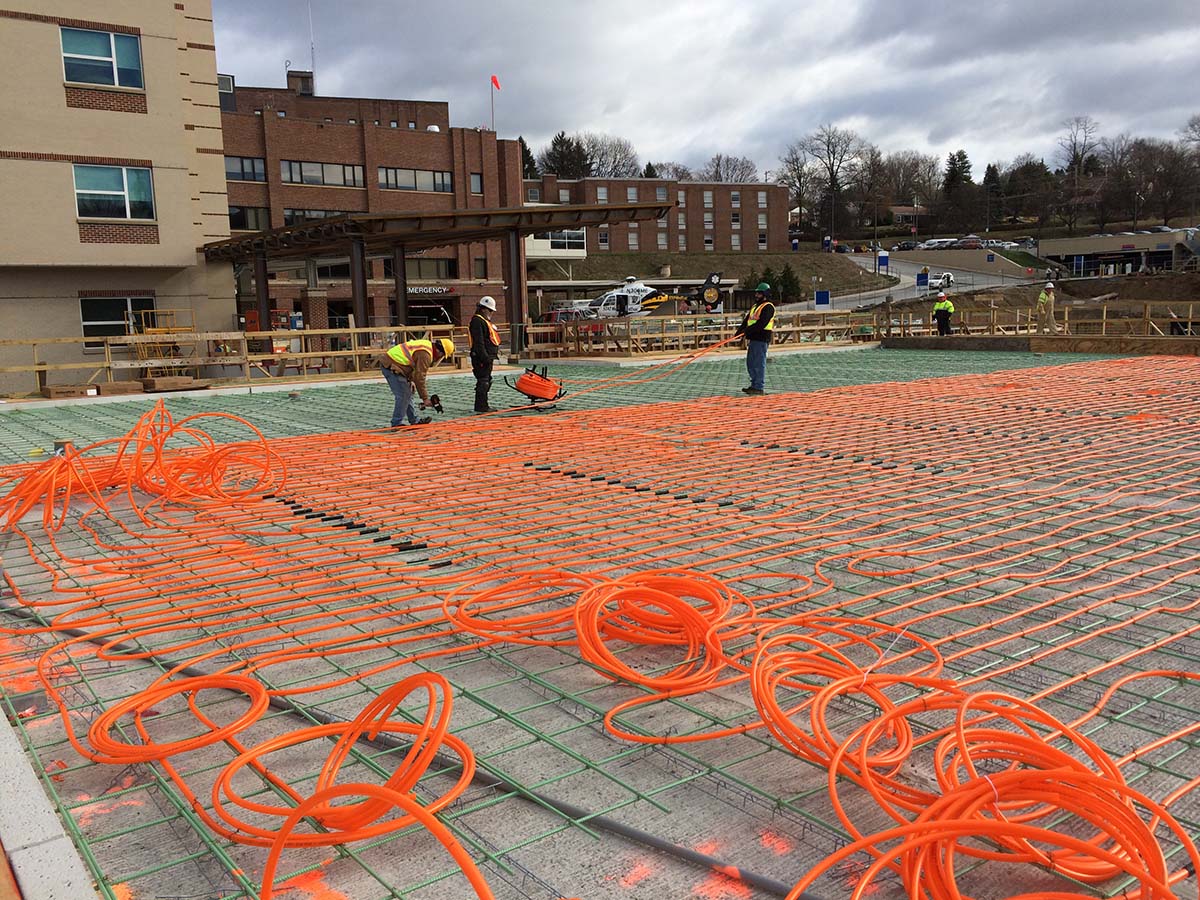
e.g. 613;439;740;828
436;338;455;358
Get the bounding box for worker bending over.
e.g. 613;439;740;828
374;337;454;427
736;282;774;395
932;291;955;336
469;296;501;413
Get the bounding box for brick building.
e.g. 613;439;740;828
221;70;525;327
0;0;233;393
524;176;789;254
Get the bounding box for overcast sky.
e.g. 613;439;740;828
212;0;1199;177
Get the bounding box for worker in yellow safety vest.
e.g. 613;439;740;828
1037;281;1058;334
735;282;774;395
468;296;501;413
373;337;454;427
932;291;955;335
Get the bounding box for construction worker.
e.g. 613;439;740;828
1037;281;1057;334
469;296;501;413
735;282;774;395
932;291;955;336
374;337;454;427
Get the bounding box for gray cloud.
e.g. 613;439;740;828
213;0;1200;175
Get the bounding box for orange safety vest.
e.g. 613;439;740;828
746;302;775;331
386;339;433;367
467;314;500;349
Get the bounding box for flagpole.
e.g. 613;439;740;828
490;82;494;131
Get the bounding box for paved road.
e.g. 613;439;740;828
844;254;1040;304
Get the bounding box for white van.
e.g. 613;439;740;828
918;238;957;250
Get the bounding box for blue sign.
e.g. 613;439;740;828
916;273;929;287
814;290;831;308
878;251;889;271
986;253;995;263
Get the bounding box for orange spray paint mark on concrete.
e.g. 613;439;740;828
692;871;752;900
111;883;135;900
0;636;41;694
692;839;721;857
617;860;655;888
75;797;145;828
44;760;68;782
276;868;350;900
759;828;793;855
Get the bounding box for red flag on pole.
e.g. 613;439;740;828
491;74;501;91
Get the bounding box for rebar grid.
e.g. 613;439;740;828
1;350;1197;900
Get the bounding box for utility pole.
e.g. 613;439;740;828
913;194;919;245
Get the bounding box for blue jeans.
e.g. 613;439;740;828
746;340;768;390
381;366;419;427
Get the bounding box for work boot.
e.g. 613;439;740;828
742;387;765;395
416;416;433;425
473;407;494;414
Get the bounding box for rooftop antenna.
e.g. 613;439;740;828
307;0;317;92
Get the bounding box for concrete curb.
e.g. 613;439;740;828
0;714;97;899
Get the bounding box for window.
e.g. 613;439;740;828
628;228;639;250
657;232;667;250
378;166;452;192
405;258;458;280
596;186;608;204
390;120;398;128
626;186;638;202
558;188;571;203
731;191;741;208
677;212;686;228
598;228;609;249
80;295;154;349
61;27;143;89
407;120;416;129
228;205;268;230
758;213;768;229
758;191;768;208
253;109;262;116
677;190;686;207
527;187;541;202
473;257;487;279
703;212;713;229
276;110;286;118
316;262;351;279
656;186;667;202
703;190;713;209
348;118;357;124
470;172;483;194
758;232;768;250
323;117;333;123
732;211;741;229
373;119;380;126
281;160;365;187
678;235;686;251
217;73;235;111
74;164;154;219
731;233;741;251
224;156;266;182
282;208;343;225
704;234;714;251
533;229;585;250
658;217;666;228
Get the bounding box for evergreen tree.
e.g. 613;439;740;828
741;269;761;290
642;161;659;178
537;132;592;179
759;267;778;297
518;136;538;179
779;264;801;302
982;163;1001;195
942;149;973;195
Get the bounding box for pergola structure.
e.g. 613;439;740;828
203;202;672;351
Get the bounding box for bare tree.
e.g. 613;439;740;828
696;153;759;182
1056;116;1101;233
882;150;924;204
802;123;861;192
1181;114;1200;152
847;142;889;227
776;141;815;224
651;161;694;181
576;132;641;178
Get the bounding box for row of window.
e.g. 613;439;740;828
81;296;154;348
62;26;143;89
378;166;453;193
74;164;154;220
527;185;770;208
597;228;767;251
531;230;586;251
280;160;366;188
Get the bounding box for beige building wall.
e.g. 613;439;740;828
0;1;233;393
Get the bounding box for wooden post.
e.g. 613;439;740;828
103;338;114;383
989;305;997;335
1143;302;1151;336
1101;305;1107;336
1063;306;1070;335
241;335;251;382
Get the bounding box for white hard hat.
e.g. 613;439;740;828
478;296;497;311
1045;282;1054;289
937;291;946;298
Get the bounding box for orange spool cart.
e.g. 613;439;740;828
507;366;565;405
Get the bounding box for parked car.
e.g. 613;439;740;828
891;240;919;251
834;244;852;253
1149;225;1174;233
918;238;957;250
954;239;983;249
926;272;956;289
534;307;603;342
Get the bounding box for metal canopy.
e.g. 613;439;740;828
203;202;672;262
